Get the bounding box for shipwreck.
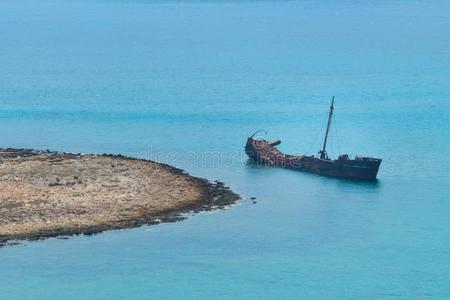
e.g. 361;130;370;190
245;97;382;180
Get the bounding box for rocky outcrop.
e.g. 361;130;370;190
0;149;239;245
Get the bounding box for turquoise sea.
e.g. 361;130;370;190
1;0;450;299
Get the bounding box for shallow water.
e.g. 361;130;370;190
1;0;450;299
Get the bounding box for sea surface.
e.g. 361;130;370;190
1;0;449;299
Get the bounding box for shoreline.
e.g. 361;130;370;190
0;149;240;246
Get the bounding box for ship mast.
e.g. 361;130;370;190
319;96;334;159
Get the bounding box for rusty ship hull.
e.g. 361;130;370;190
245;137;382;181
245;97;382;180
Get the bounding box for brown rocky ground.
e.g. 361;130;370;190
0;149;239;245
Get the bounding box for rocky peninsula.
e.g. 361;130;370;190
0;149;239;246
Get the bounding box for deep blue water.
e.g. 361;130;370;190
1;0;450;299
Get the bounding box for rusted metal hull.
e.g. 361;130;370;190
245;138;381;181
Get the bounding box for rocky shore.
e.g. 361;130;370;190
0;149;239;246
